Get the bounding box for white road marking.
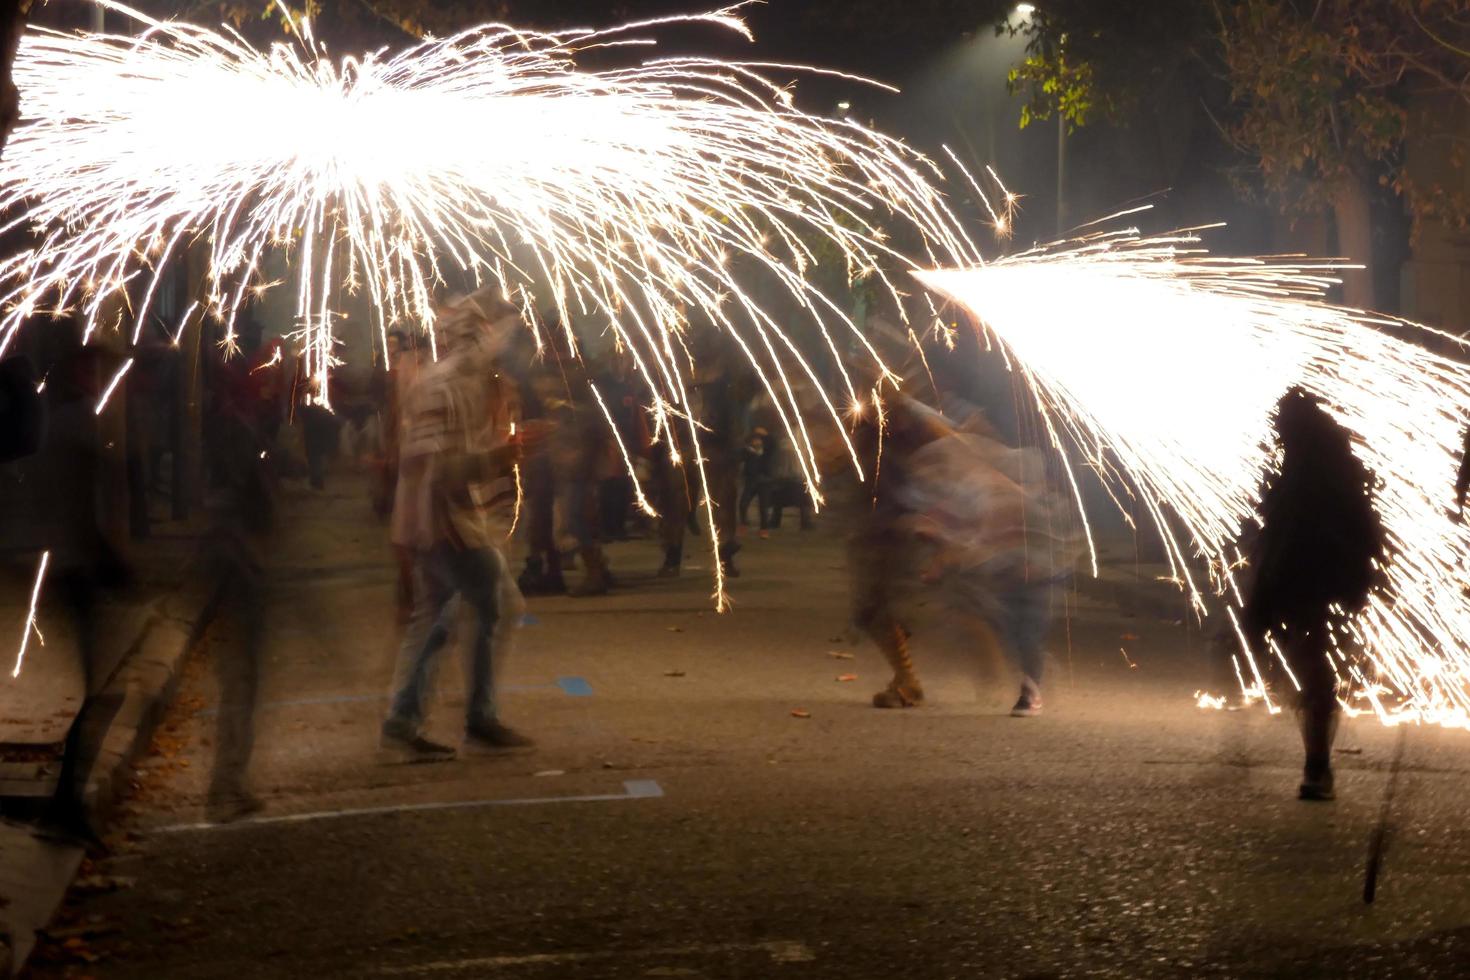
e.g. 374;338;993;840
153;779;663;833
376;940;815;974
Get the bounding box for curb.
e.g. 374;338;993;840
0;585;214;977
80;585;215;833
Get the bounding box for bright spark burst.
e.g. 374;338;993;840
0;1;983;609
918;221;1470;729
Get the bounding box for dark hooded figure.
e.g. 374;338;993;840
1240;388;1386;801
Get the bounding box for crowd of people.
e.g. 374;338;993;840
10;287;1394;832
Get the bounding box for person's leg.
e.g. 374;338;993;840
208;553;264;821
444;547;500;730
756;479;772;532
739;480;756;527
992;580;1054;717
46;568;105;837
708;453;740;576
658;451;688;575
458;547;534;748
383;547;456;748
851;536;922;708
1286;626;1339;800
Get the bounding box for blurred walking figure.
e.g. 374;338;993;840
654;426;693;576
1239;388;1386;801
841;391;951;710
738;427;770;536
292;357;337;491
897;412;1077;717
380;329;424;623
198;351;277;823
382;291;534;760
766;429;814;532
41;342;132;839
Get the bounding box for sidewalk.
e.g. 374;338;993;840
0;519;215;976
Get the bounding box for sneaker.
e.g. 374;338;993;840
1010;696;1042;718
464;722;535;753
380;723;457;763
206;790;265;825
1010;680;1043;718
1299;762;1335;802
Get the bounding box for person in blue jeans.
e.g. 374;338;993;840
382;290;535;761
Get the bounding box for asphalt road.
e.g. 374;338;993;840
29;476;1470;979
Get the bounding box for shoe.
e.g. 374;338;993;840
872;682;924;708
719;541;741;579
1009;694;1043;718
1299;760;1335;801
464;722;535;753
1010;678;1043;718
758;530;770;540
658;546;682;578
206;790;265;825
380;724;457;762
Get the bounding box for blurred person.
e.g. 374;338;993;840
653;426;692;577
381;328;424;621
765;429;814;532
381;290;534;760
41;342;133;840
895;410;1079;717
198;353;277;823
840;391;954;709
1238;388;1386;801
681;334;753;577
738;426;770;536
291;356;338;491
594;351;648;542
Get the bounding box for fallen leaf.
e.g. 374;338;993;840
1121;632;1139;641
835;673;858;682
533;769;565;777
827;650;855;660
666;626;683;633
790;708;811;719
663;670;686;678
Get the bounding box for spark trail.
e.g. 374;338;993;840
0;0;981;607
918;224;1470;728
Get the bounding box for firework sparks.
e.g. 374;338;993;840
917;223;1470;729
0;1;983;603
13;551;50;678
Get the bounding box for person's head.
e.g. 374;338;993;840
437;289;523;372
1274;386;1347;457
385;329;407;359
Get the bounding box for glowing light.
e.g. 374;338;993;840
918;221;1470;729
94;356;132;414
0;1;982;605
1016;4;1036;16
507;421;522;539
13;551;50;678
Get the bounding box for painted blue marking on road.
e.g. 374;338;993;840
556;676;593;697
622;779;663;799
155;779;664;832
